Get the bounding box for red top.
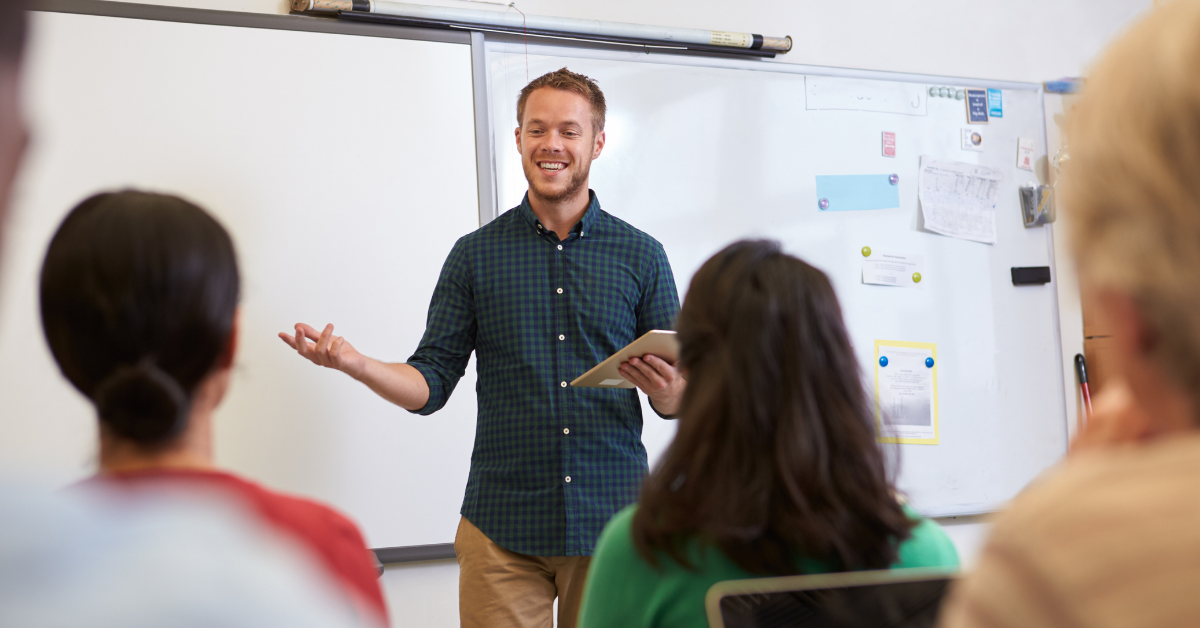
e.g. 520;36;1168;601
93;468;387;624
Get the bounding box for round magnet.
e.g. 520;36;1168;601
818;197;830;210
955;89;965;100
861;246;871;257
912;272;922;283
939;87;949;98
928;86;938;97
888;174;899;185
925;357;935;368
879;356;889;367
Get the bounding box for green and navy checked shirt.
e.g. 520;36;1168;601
406;191;680;557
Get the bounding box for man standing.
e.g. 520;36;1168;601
282;68;685;627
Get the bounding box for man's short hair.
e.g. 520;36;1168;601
516;67;606;133
0;0;29;63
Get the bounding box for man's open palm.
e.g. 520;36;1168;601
279;323;367;378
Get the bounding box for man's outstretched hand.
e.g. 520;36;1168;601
619;354;686;417
279;323;367;379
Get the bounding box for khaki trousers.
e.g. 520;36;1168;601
455;517;591;628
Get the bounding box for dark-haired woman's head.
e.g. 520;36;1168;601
40;191;240;452
632;239;912;575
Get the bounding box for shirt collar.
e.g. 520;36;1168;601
518;190;601;239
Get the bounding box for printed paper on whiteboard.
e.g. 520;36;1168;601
862;249;924;288
918;156;1003;244
875;340;938;445
1016;137;1035;171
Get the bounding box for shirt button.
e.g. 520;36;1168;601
563;428;570;435
557;245;563;251
560;381;567;388
558;334;565;341
565;476;572;483
556;288;563;294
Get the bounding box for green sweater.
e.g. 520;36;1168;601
577;504;960;628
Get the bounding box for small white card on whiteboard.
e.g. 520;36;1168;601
1016;137;1035;171
862;248;925;288
961;128;984;152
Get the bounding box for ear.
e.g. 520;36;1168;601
592;129;606;160
1097;289;1153;359
217;308;240;371
515;126;522;154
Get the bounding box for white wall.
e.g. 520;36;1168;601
88;1;1147;626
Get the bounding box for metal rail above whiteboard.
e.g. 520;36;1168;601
30;0;469;44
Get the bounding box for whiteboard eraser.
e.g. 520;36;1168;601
1011;266;1051;285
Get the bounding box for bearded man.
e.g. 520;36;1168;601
283;67;685;628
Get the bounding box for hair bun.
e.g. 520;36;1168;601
94;358;190;445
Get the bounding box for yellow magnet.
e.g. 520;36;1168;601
861;246;871;257
913;272;922;283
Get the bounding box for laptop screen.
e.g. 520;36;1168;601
708;569;955;628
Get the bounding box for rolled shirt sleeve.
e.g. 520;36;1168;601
406;237;476;416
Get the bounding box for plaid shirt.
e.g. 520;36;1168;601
407;191;680;557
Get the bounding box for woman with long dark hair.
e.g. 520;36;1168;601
39;191;388;626
577;240;958;627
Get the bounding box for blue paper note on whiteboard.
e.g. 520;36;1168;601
987;88;1003;118
815;174;900;211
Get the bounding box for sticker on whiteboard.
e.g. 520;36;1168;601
965;88;989;124
1017;137;1035;171
882;131;896;157
987;88;1003;118
961;128;984;152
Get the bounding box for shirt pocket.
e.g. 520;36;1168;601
572;261;639;344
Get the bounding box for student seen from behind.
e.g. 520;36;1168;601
577;240;959;628
39;191;388;626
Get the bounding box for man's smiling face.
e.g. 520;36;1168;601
516;87;605;205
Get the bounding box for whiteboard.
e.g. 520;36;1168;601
0;10;480;549
487;42;1069;517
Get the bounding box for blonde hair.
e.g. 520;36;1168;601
516;67;606;133
1064;0;1200;393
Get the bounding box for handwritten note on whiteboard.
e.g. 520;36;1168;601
805;76;927;116
918;156;1003;244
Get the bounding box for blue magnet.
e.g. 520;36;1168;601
925;357;935;368
818;197;830;210
888;174;899;185
879;356;889;367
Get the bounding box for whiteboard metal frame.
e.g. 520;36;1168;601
480;34;1072;520
471;31;498;226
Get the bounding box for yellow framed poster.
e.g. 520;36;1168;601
874;340;939;445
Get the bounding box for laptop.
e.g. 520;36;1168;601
705;567;957;628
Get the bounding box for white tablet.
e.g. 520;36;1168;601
570;330;679;389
